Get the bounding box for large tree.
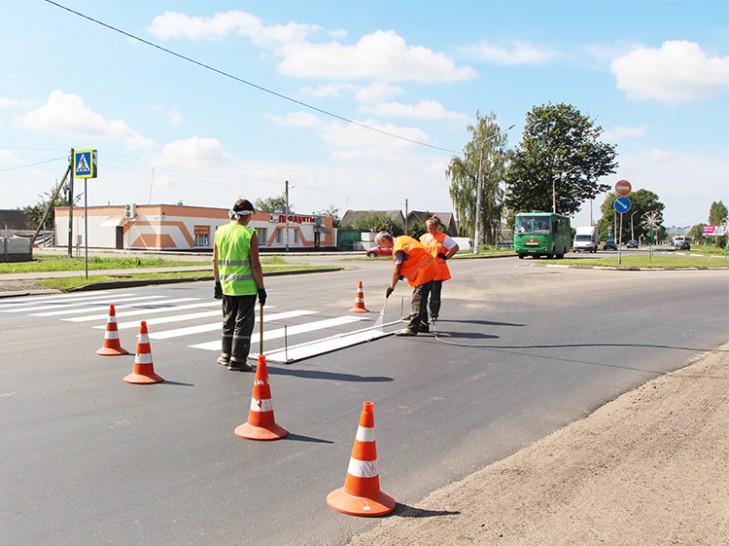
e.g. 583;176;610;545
708;200;728;247
254;195;290;213
597;189;665;243
446;112;510;245
505;102;617;217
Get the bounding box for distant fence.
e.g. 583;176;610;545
2;237;33;262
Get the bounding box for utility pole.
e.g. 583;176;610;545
405;198;408;234
473;145;485;254
285;180;290;251
67;148;74;258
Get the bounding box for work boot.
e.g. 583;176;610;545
228;358;253;371
216;355;229;367
395;328;417;336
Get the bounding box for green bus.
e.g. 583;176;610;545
514;212;572;259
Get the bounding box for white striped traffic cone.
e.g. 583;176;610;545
349;281;370;313
96;304;129;356
124;321;164;384
234;355;288;440
327;401;396;516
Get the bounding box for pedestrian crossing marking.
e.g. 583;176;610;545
148;310;316;340
189;315;369;352
32;295;168;316
0;292;139;313
63;299;214;322
2;292;397;363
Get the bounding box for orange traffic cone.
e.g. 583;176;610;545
96;304;129;356
235;355;288;441
327;401;396;516
349;281;370;313
124;321;164;384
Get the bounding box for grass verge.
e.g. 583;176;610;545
544;254;728;269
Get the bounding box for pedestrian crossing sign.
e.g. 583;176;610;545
74;149;97;179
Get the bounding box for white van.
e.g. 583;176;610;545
573;225;598;253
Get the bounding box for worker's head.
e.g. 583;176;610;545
230;199;255;222
426;217;439;234
375;231;394;248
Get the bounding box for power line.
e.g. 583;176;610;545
43;0;461;155
0;156;66;173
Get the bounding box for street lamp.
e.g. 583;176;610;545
473;124;514;254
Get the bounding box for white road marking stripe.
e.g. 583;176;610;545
190;315;369;351
0;292;138;312
63;299;212;322
32;295;167;316
148;310;316;340
252;322;397;364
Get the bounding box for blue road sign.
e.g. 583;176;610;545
74;149;97;179
614;196;631;214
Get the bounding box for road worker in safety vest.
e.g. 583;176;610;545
213;198;266;371
375;231;439;336
419;217;459;323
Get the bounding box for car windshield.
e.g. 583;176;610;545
515;216;550;234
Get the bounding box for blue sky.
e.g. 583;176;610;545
1;0;727;228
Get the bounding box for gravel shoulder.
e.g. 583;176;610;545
349;344;729;546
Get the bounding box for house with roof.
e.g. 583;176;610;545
406;211;458;236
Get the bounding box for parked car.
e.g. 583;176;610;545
603;240;617;251
676;240;691;250
626;240;638;249
365;245;392;257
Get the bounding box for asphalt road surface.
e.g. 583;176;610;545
1;257;727;545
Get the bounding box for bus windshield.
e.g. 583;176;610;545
515;215;551;234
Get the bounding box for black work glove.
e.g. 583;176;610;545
214;282;223;300
385;286;394;299
437;252;447;261
258;288;267;306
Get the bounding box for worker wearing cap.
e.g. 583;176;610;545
419;217;459;323
375;231;439;336
213;198;266;371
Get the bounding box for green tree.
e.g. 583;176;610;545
348;213;403;236
24;184;73;229
313;205;341;227
446;112;511;244
505;102;617;217
597;189;665;243
688;223;708;245
708;201;728;248
254;195;290;213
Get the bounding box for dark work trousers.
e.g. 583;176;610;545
428;280;443;320
407;280;433;333
221;294;257;365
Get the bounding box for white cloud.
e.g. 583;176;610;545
611;40;729;103
603;125;648;143
267;112;321;128
645;148;672;162
277;30;476;83
0;149;23;165
318;119;430;160
0;96;35;109
153;137;231;169
299;82;358;99
360;100;469;122
16;90;155;150
151;105;182;126
461;40;560;65
146;10;318;46
355;82;403;103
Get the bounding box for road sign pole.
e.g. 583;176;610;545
618;212;623;265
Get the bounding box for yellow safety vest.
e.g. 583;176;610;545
215;223;257;296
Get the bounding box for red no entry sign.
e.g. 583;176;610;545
615;179;632;196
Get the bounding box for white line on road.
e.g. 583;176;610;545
189;315;369;351
148;310;317;340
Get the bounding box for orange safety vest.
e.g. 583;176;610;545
419;231;452;282
393;236;439;288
